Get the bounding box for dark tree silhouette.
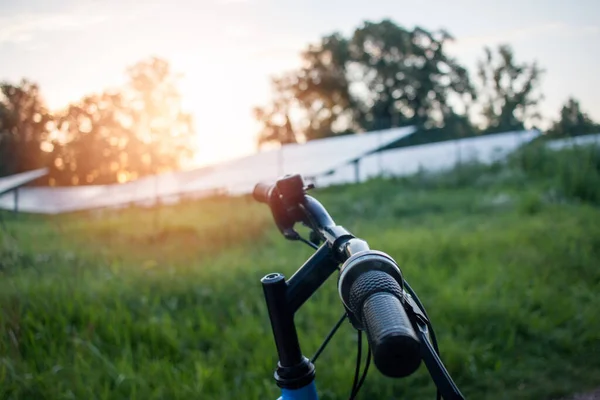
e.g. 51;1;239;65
476;44;544;133
0;80;52;177
254;20;476;147
547;98;600;138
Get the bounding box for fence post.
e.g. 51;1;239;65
377;131;383;177
353;159;361;184
13;188;18;214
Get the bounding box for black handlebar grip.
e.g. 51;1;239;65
348;270;421;378
362;293;421;377
253;182;274;203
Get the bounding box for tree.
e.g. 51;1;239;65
253;106;298;149
0;58;194;186
49;57;196;186
254;32;355;145
253;75;300;148
123;57;196;176
254;20;476;148
349;21;474;132
547;98;600;138
50;91;134;185
476;44;544;133
0;80;52;177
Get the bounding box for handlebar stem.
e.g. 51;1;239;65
261;273;316;390
286;244;339;313
261;273;303;367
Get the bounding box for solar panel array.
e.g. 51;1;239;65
546;133;600;150
316;130;541;186
3;129;593;215
0;168;48;197
0;127;416;214
10;128;589;215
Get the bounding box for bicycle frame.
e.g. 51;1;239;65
263;242;356;400
278;381;319;400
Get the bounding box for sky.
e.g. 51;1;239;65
1;0;599;167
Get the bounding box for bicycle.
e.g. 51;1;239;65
253;174;465;400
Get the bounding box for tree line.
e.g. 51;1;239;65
1;19;599;186
0;57;195;185
254;19;599;147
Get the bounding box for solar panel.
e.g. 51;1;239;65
180;126;417;195
1;129;555;214
546;133;600;150
0;168;48;197
315;130;541;186
84;126;417;199
0;127;415;213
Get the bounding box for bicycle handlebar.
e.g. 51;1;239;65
253;182;274;204
255;174;464;399
344;268;421;377
255;175;421;375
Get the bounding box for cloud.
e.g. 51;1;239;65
447;22;599;55
0;12;109;44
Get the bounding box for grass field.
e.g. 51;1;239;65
1;144;600;399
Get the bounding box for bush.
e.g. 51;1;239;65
513;143;600;205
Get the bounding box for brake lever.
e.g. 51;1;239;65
403;293;465;400
416;324;465;400
270;200;299;240
270;175;317;241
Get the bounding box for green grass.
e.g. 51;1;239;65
1;145;600;399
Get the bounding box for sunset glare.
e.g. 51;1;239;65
2;0;599;168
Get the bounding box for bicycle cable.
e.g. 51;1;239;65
404;280;441;400
350;330;362;398
404;281;439;354
311;312;348;364
298;236;319;250
350;346;371;400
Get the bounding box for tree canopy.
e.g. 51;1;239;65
0;57;195;186
476;44;544;133
254;20;592;148
547;98;600;138
0;80;51;177
1;18;598;186
254;20;477;147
